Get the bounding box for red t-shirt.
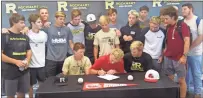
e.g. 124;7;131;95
91;55;125;73
164;22;190;61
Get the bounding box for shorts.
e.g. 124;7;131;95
152;59;162;73
30;67;46;85
4;72;30;96
163;56;186;78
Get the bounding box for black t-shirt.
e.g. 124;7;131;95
84;25;101;57
2;31;31;79
124;52;153;73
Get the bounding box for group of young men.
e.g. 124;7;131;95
1;3;202;98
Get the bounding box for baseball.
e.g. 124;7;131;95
128;75;133;80
78;78;83;84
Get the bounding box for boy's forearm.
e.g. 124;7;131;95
26;50;32;63
94;46;98;60
2;53;17;65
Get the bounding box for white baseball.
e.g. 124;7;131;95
78;78;83;84
128;75;133;80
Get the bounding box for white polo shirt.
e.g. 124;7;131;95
143;30;165;59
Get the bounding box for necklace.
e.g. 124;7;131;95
75;59;85;74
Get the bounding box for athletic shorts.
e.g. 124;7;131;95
4;72;30;96
30;67;46;85
163;56;186;78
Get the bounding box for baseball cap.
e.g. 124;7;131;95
86;14;96;23
144;69;160;83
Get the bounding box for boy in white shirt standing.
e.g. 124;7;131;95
93;15;120;62
140;16;165;72
27;13;47;98
182;3;203;98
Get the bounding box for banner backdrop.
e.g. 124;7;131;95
1;1;203;28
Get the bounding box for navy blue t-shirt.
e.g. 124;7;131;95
84;25;101;57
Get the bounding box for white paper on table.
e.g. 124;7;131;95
97;74;120;81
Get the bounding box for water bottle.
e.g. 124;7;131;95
19;66;25;71
19;59;27;71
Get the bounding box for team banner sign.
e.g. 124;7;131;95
83;82;138;91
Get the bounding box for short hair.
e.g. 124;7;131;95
150;16;161;24
99;15;110;25
55;11;66;18
73;42;85;51
71;9;81;19
28;13;40;29
139;5;149;12
182;3;194;12
128;10;139;18
159;7;165;16
130;41;144;50
9;13;25;27
111;48;124;60
162;6;178;20
107;8;117;15
38;6;48;12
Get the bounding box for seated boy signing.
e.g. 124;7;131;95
89;48;125;76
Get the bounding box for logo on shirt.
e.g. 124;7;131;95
71;28;84;35
58;32;61;35
10;37;26;41
51;38;67;44
101;37;115;48
108;38;114;46
131;61;144;71
130;31;135;35
157;36;163;38
86;32;96;40
12;52;26;56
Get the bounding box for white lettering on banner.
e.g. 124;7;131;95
152;0;162;7
52;38;67;44
105;0;114;9
104;84;127;88
6;3;17;13
85;83;101;89
57;2;68;11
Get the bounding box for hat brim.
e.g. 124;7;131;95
87;20;96;24
144;78;158;83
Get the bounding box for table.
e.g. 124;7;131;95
36;72;180;98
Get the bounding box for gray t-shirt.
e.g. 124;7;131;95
109;23;122;30
43;25;73;61
67;22;85;54
67;22;85;44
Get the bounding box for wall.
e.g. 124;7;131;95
1;1;203;28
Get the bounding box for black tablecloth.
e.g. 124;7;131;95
36;72;180;98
